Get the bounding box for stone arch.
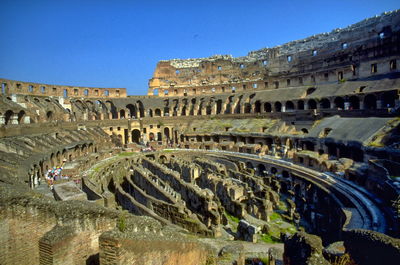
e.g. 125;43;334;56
245;161;254;170
264;102;272;112
119;109;126;119
349;96;360;110
46;111;53;120
334;97;344;109
106;101;118;119
382;91;396;108
154;109;161;117
274;102;282;112
244;103;251;113
285;101;295;111
132;129;141;143
4;110;13;125
164;127;170;140
149;132;155;141
308;99;317;109
319;98;331;109
364;94;377;110
126;104;137;118
257;164;267;175
17;110;25;124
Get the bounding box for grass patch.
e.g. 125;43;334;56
270;212;282;221
260;233;281;243
162;149;175;152
225;211;240;223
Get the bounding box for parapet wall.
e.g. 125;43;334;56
0;78;126;98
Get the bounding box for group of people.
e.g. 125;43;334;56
44;166;69;189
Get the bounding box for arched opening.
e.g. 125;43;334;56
301;128;309;134
297;100;305;110
257;164;266;175
181;106;187;116
17;110;25;124
148;109;153;117
264;102;272;112
131;129;141;143
254;101;261;113
46;111;53;120
164;107;170;116
164;127;170;140
364;94;377;110
106;101;118;119
137;101;145;117
285;101;295;111
382;91;396;108
274;102;282;112
270;167;277;175
154;109;161;117
157;132;162;141
244;103;251;113
126;104;137;118
4;110;14;125
349;96;360;110
319;98;331;109
149;132;155;141
334;97;344;109
245;161;254;169
206;105;212;115
119;109;126;119
216;100;223;114
308;99;317;109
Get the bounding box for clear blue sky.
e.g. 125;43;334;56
0;0;399;95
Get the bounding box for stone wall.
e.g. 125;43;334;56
0;78;126;98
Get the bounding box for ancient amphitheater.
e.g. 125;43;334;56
1;10;400;265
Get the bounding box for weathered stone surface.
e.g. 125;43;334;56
283;232;330;265
343;229;400;265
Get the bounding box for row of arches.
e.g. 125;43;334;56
29;143;97;188
255;92;396;113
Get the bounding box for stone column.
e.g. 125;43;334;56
0;115;5;125
344;101;350;110
376;99;383;109
11;114;19;124
304;103;308;110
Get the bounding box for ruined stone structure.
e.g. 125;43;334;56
1;10;400;265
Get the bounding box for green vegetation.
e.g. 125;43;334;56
269;212;282;221
162;149;175;153
225;211;240;223
117;214;127;232
260;233;281;243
